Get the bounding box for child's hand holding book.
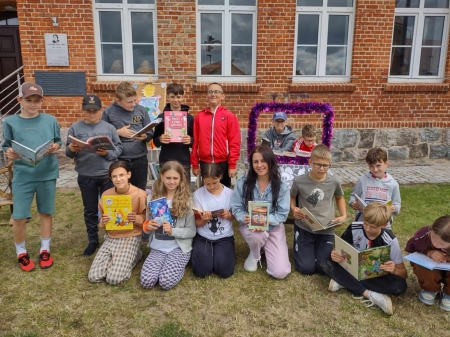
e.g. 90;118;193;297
143;219;160;232
162;221;172;235
427;249;447;263
292;207;306;220
379;260;395;274
331;250;345;263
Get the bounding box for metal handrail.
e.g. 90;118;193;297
0;65;24;85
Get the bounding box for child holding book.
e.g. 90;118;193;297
262;112;296;153
66;95;123;256
290;144;347;275
2;82;62;272
292;124;317;154
140;161;196;290
405;215;450;311
101;81;153;190
321;202;407;315
348;148;400;228
152;83;194;180
88;161;146;285
192;163;235;278
231;145;291;279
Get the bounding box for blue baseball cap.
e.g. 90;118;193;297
273;111;287;121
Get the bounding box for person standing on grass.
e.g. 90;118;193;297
190;82;241;188
192;163;235;279
2;82;62;272
66;95;123;256
231;145;291;279
88;161;146;285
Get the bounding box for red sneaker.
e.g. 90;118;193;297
18;253;36;272
39;250;53;269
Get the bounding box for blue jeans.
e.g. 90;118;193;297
77;175;113;243
120;155;148;191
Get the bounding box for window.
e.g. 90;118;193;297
293;0;355;82
0;11;19;25
389;0;450;82
93;0;157;80
197;0;257;82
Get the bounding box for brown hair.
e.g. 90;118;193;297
310;144;331;161
200;163;223;180
167;83;184;96
363;202;392;227
115;82;137;100
428;216;450;254
365;148;388;165
302;124;316;138
108;160;131;178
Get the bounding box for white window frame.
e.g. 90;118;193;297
196;1;257;83
293;1;355;83
93;1;158;81
389;1;450;83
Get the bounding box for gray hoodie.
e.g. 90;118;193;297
348;172;401;229
263;125;296;153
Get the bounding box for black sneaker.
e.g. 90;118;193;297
83;242;99;256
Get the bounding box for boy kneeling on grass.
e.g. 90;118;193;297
320;202;407;315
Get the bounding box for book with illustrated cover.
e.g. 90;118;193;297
164;111;187;143
149;162;160;180
149;197;174;238
248;201;270;231
11;139;54;166
130;118;162;138
68;135;116;153
404;252;450;271
298;207;349;232
334;235;391;280
192;207;224;220
102;194;134;231
351;194;392;211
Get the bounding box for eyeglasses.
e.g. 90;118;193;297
207;90;223;95
303;138;316;143
311;163;330;169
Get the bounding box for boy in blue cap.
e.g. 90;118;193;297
263;111;296;153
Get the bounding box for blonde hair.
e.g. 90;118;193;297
115;82;137;100
302;124;316;138
310;144;331;161
363;202;392;227
151;161;191;217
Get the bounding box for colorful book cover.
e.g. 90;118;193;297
248;201;270;231
11;139;54;166
192;207;224;220
149;197;173;225
68;135;116;153
102;195;134;231
164;111;187;143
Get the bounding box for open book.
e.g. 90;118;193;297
261;138;270;147
130;118;162;138
248;201;270;231
11;139;54;166
404;252;450;271
68;135;116;152
192;207;224;220
102;194;134;230
282;151;311;158
299;207;349;232
352;194;392;210
335;235;391;280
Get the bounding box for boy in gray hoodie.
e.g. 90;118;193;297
263;112;296;153
348;148;401;229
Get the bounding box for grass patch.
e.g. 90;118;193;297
1;185;450;336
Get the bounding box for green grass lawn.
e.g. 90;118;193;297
1;185;450;337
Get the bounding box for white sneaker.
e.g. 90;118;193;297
244;252;259;272
328;279;344;292
365;291;393;315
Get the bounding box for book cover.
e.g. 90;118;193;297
149;197;174;238
335;235;391;280
299;207;348;232
351;194;393;211
11;139;54;166
164;111;187;143
149;162;160;180
102;194;134;231
68;135;116;153
130;118;162;138
404;252;450;271
248;201;270;231
192;207;224;220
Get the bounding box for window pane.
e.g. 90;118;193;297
424;0;449;8
297;15;319;45
232;14;252;44
389;47;412;75
96;0;122;3
419;47;441;75
395;0;419;7
201;46;222;75
131;12;153;43
230;0;256;5
231;46;252;75
128;0;155;3
7;17;18;25
297;0;323;5
326;46;347;75
392;16;415;46
133;45;155;74
328;15;349;45
328;0;353;7
296;46;317;75
422;16;445;46
102;45;124;73
198;0;224;4
99;12;122;43
201;13;222;46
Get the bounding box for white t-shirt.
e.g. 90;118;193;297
193;185;234;241
150;199;180;253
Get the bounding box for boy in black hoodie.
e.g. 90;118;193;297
153;83;194;179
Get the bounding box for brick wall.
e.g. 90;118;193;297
11;0;450;129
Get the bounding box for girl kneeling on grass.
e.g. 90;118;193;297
192;163;235;278
88;161;147;285
140;161;196;290
405;215;450;311
231;145;291;279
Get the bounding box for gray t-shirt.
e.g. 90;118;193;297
290;172;344;235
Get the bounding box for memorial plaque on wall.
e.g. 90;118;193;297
35;72;86;96
44;33;69;66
